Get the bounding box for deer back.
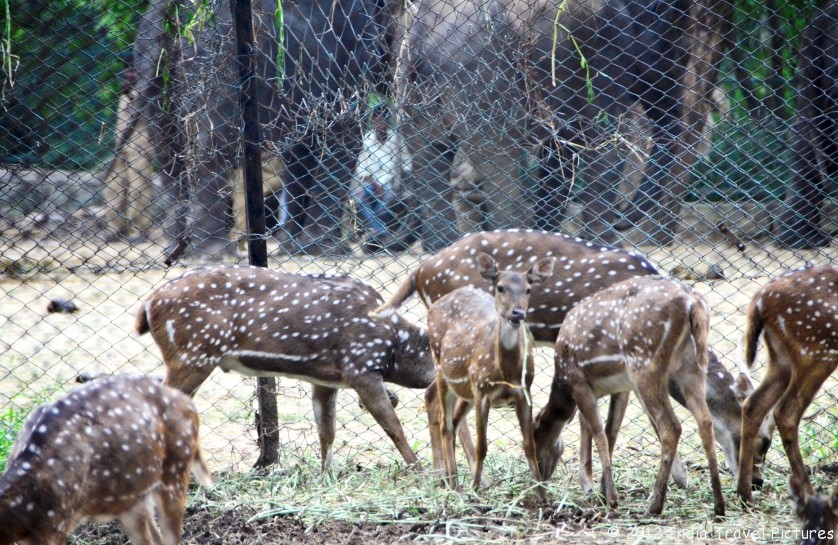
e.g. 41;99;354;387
383;230;659;343
556;276;708;386
0;375;209;544
138;266;435;393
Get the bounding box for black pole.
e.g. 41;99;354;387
231;0;279;467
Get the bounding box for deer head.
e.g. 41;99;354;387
791;476;838;545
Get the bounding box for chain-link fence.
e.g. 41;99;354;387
1;0;837;493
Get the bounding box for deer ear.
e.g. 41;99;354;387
527;257;556;285
476;252;499;281
733;372;754;403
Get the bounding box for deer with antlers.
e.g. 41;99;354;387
790;476;838;545
426;252;555;503
136;265;468;471
0;375;211;545
374;229;770;489
737;265;838;504
532;275;726;516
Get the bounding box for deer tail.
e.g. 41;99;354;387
370;268;419;318
742;296;764;370
190;446;213;488
689;297;710;370
135;301;151;335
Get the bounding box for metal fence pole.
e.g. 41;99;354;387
231;0;279;467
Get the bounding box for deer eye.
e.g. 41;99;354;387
526;288;531;295
496;286;505;293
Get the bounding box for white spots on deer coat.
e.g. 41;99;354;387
142;266;436;399
2;375;206;542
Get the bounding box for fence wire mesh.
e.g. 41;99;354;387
1;0;837;495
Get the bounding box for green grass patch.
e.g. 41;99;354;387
0;386;66;471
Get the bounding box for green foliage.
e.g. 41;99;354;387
691;116;791;201
799;408;838;465
0;390;54;472
0;0;149;169
0;405;28;472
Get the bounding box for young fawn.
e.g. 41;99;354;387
374;229;769;487
533;276;725;517
0;375;211;545
791;476;838;545
427;252;555;503
737;266;838;504
137;265;443;470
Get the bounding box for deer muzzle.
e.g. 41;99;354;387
508;309;526;327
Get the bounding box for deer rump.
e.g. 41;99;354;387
0;375;211;545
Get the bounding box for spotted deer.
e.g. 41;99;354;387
532;276;726;516
575;350;767;496
136;265;465;471
0;375;211;545
373;229;769;487
427;252;555;503
790;476;838;545
737;266;838;504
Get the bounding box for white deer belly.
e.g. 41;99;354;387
218;352;347;388
590;369;635;398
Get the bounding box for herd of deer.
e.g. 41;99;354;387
1;229;836;544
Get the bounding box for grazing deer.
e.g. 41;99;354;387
374;229;769;487
427;252;555;503
0;375;211;545
575;350;769;495
533;276;726;516
791;476;838;545
137;265;455;471
737;266;838;504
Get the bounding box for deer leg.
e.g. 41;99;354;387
569;379;618;509
737;354;792;503
515;394;547;505
471;394;491;491
578;414;595;494
312;385;338;472
677;372;725;518
154;485;187;545
772;361;836;498
634;374;681;517
350;373;420;468
119;496;163;545
437;376;459;488
634;398;689;490
579;392;630;494
426;383;476;480
163;363;214;397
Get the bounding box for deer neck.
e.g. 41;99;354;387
495;318;527;381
